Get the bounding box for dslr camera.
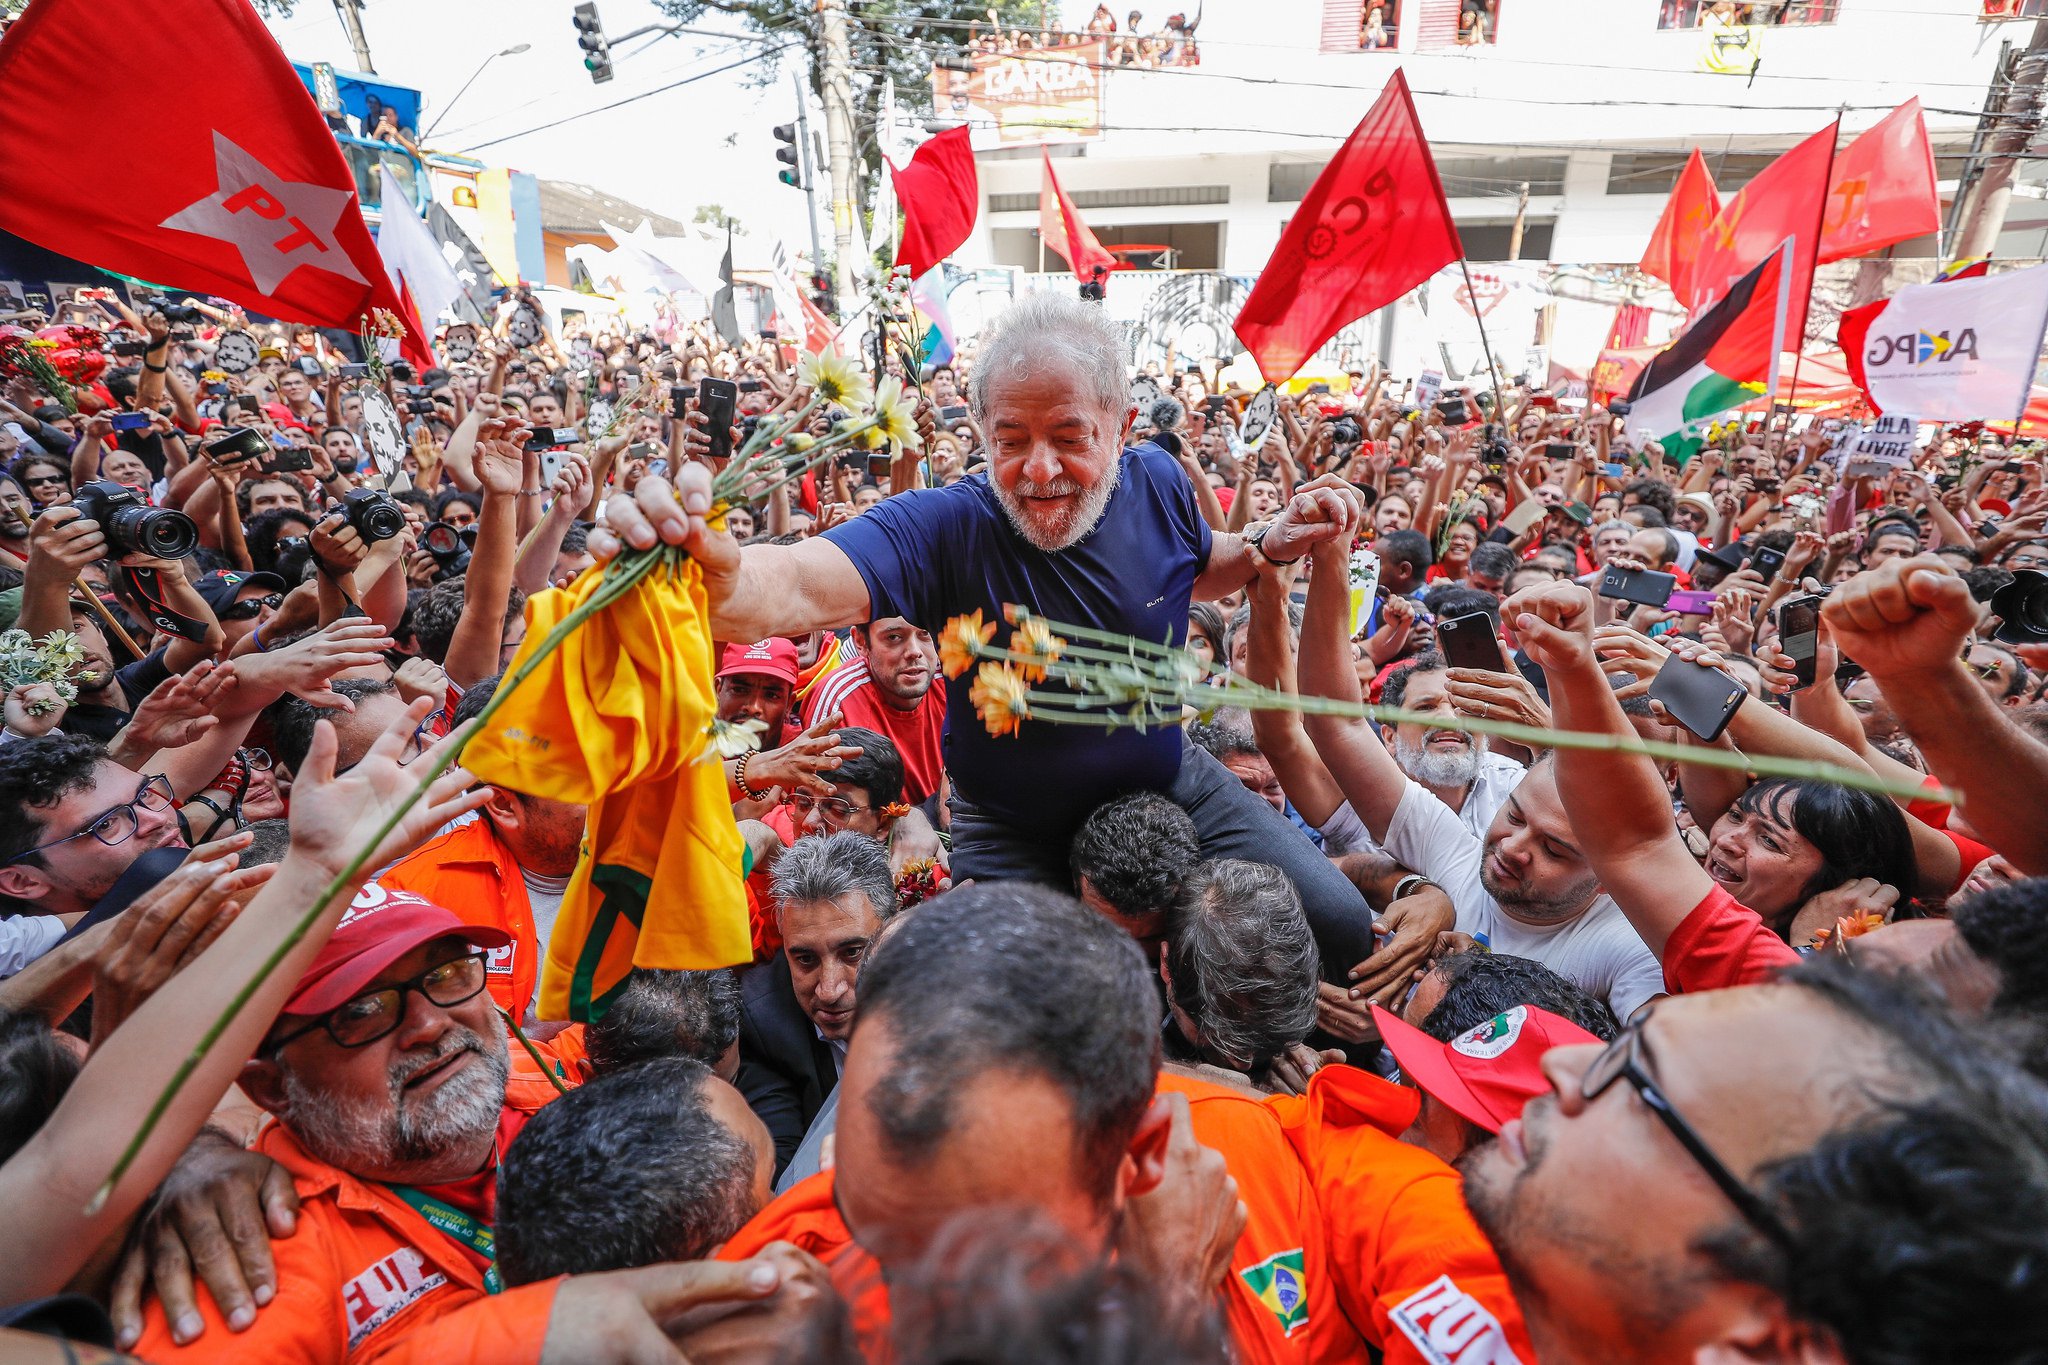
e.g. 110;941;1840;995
1993;569;2048;644
1329;415;1363;445
339;488;407;544
420;521;473;581
71;479;198;560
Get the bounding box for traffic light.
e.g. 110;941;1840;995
811;271;835;315
772;123;804;189
573;3;612;84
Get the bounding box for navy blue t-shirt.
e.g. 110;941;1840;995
822;442;1213;838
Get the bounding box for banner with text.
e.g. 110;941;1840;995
1838;262;2048;421
933;39;1106;149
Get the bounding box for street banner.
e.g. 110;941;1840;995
1835;413;1919;478
1819;99;1940;264
1639;149;1721;308
1627;239;1794;465
1837;262;2048;421
1233;69;1461;383
1040;149;1116;284
0;0;424;356
891;125;979;281
1687;120;1837;330
933;38;1107;149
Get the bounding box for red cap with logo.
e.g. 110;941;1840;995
1371;1002;1601;1134
716;638;800;687
282;884;512;1017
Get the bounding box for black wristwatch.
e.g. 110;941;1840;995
1246;523;1301;568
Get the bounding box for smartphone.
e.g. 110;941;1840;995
1598;564;1677;608
1545;441;1576;460
109;411;151;432
1503;499;1547;536
339;362;369;380
626;441;659;460
670;383;697;416
738;379;764;394
869;451;894;478
538;447;567;490
202;426;268;465
1597;461;1628;478
2002;460;2025;475
1748;546;1786;586
1649;655;1746;742
204;381;228;397
267;447;313;474
940;404;970;425
1667;589;1718;616
1435;395;1470;425
698;377;738;462
1777;593;1823;690
110;338;153;357
525;426;565;450
1437;610;1509;673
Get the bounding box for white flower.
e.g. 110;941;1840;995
700;716;769;762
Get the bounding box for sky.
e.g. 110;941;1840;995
263;0;1086;250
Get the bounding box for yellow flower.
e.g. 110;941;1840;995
969;662;1031;738
937;610;996;679
871;376;923;452
1012;617;1065;684
797;350;872;409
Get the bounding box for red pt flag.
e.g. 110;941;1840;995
891;126;979;281
1819;98;1940;265
1639;149;1721;308
0;0;422;351
1687;120;1838;330
1234;69;1461;383
1040;150;1117;283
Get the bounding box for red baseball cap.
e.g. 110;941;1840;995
281;884;511;1017
1371;1002;1600;1134
717;638;800;687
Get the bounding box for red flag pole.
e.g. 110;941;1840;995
1456;258;1509;423
1777;121;1842;446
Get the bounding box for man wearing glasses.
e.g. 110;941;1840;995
0;733;186;917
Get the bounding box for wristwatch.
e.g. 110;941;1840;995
1245;522;1301;568
1391;873;1442;903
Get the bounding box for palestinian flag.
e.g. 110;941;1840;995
1626;238;1795;464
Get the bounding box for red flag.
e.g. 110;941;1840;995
1687;121;1838;332
0;0;425;356
1639;149;1721;307
1819;98;1940;264
891;126;979;281
1234;70;1461;383
1039;150;1117;284
800;294;841;357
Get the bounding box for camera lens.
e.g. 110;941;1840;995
114;504;198;560
422;522;463;558
1993;570;2048;644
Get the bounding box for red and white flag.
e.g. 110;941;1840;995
0;0;425;355
1233;70;1462;383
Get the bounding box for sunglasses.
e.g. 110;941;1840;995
220;592;284;621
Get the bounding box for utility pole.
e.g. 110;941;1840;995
793;71;826;295
1506;181;1530;262
818;0;860;309
332;0;375;72
1956;17;2048;262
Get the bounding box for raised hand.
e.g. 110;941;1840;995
286;696;489;875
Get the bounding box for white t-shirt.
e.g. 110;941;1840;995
1381;778;1665;1020
1318;751;1527;856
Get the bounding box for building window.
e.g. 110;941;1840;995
1658;1;1840;27
1319;0;1401;51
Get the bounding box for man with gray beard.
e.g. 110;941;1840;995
1316;652;1530;855
595;292;1385;974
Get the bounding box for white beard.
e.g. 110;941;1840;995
1394;730;1485;788
282;1028;508;1178
993;458;1122;552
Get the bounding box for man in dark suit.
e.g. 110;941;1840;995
736;829;897;1174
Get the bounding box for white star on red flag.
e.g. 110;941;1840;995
160;131;368;296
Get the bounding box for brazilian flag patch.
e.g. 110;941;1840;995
1239;1248;1310;1338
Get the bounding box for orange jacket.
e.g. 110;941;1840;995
378;817;538;1021
719;1074;1374;1364
1265;1066;1537;1365
132;1109;558;1364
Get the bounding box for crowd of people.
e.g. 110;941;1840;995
0;279;2044;1363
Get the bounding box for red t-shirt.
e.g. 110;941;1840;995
803;659;947;804
1905;779;1998;892
1662;884;1800;996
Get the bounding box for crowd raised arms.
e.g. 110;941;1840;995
0;281;2044;1363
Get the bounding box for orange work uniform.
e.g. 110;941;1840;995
719;1073;1373;1363
1265;1065;1537;1365
377;817;539;1022
132;1104;558;1364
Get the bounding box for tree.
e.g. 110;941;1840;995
693;203;741;230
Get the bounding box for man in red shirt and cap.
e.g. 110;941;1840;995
802;619;948;804
1373;1001;1604;1166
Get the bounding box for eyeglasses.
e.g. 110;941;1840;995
220;592;284;621
784;790;870;826
5;774;176;865
1580;1006;1797;1251
269;951;490;1051
239;747;273;771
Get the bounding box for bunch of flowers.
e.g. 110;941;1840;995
0;629;82;713
356;308;409;387
894;857;951;909
0;324;109;411
939;604;1944;803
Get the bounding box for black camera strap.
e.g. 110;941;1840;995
120;565;209;641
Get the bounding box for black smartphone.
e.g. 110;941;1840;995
940;404;970;424
1777;593;1823;690
525;426;565;450
670;383;698;417
204;381;228;397
1749;546;1786;586
2002;460;2025;475
202;426;268;465
698;377;738;462
1435;395;1470;424
109;338;153;357
869;451;894;478
1597;564;1677;608
267;447;313;474
738;379;764;393
1437;610;1509;673
1544;441;1576;459
1649;655;1746;742
339;362;369;379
